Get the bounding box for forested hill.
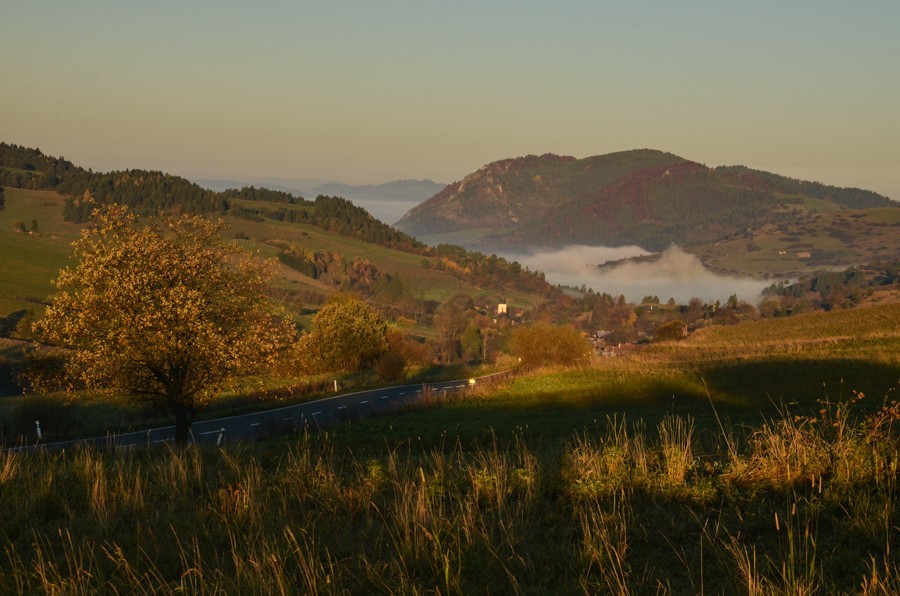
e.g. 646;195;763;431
396;149;896;251
0;142;557;297
0;142;423;251
0;143;225;218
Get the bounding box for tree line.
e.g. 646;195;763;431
762;259;900;313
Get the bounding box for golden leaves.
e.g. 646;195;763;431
33;205;296;410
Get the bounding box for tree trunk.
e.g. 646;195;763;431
173;403;194;445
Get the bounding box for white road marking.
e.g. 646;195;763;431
360;400;368;404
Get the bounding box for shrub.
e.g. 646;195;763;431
654;320;688;341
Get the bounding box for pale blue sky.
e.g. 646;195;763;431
2;1;898;198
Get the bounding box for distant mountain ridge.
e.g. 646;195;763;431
306;179;445;204
396;149;895;251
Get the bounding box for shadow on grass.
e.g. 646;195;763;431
330;358;899;450
0;339;29;397
699;358;899;412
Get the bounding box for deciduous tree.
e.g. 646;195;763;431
508;322;592;369
297;294;388;373
433;293;473;363
33;205;295;443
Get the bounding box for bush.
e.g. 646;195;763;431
654;320;688;341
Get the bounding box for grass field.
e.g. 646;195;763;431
331;303;899;451
225;215;541;307
0;189;84;317
0;304;898;592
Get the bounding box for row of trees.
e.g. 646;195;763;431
277;245;381;293
760;260;900;313
425;244;555;295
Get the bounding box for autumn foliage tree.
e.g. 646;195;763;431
508;322;592;369
33;205;295;443
296;294;388;373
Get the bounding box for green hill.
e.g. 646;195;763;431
0;143;563;336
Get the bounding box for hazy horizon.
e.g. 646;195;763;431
1;1;898;201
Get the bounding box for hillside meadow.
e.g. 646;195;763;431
0;187;541;332
0;188;83;318
0;304;897;593
695;204;900;277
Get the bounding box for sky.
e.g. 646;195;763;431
2;1;899;199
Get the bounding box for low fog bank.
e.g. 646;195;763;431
508;245;770;304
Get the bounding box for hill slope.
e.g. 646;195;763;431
396;150;896;254
0;144;560;329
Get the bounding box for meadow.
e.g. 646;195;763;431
0;304;897;593
0;188;83;317
694;203;900;277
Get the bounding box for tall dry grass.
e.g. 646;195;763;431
0;391;896;593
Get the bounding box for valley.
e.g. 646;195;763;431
1;143;898;594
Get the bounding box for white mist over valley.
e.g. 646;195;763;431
508;245;771;304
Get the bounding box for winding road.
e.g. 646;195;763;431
6;372;509;452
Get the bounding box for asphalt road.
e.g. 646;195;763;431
6;372;509;452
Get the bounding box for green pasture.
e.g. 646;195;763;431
2;302;896;447
226;215;541;306
864;206;900;224
0;188;83;318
